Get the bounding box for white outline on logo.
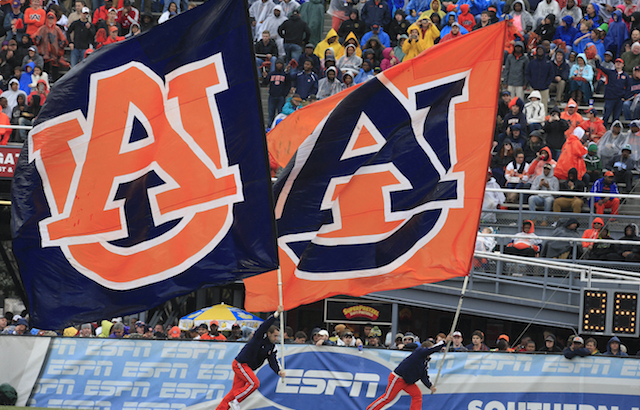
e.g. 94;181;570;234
27;53;244;290
275;70;471;281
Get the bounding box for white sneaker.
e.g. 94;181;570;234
229;399;240;410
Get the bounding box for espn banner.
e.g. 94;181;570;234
12;337;639;410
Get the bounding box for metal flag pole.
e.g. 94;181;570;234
275;266;285;381
431;274;469;393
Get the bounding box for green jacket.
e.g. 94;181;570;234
584;153;602;172
300;0;325;46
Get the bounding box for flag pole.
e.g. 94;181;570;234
276;266;285;380
431;274;469;393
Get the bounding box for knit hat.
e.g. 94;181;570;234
0;383;17;406
588;142;597;152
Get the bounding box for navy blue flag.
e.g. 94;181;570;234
11;0;278;329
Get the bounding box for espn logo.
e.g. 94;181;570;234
275;370;380;397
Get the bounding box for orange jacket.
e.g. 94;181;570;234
579;118;606;143
554;132;588;180
582;217;604;248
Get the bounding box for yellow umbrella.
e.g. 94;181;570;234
178;303;263;331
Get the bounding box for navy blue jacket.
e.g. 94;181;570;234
626;77;640;99
598;61;631;100
526;55;555;90
235;316;281;374
394;340;445;385
294;70;319;99
361;0;391;28
552;59;570;82
563;346;590;359
262;69;291;98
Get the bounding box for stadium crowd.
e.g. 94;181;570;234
0;313;636;358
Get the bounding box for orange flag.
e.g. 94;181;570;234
246;22;507;312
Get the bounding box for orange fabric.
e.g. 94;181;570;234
582;217;604;248
526;146;556;177
246;22;508;312
554;133;588;180
0;112;10;145
24;7;46;40
579;118;606;142
561;100;583;136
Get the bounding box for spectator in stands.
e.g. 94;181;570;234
598;121;627;166
585;337;600;354
449;331;468;351
402;23;424;61
543;217;581;258
553;167;586;212
509;0;533;37
584;142;603;183
401;332;419;350
605;143;636;192
526;46;554;114
34;12;69;81
503;97;528;133
299;0;325;46
522;131;544;164
116;0;139;36
540;334;563;352
528;163;558;225
0;99;10;145
3;79;26;118
555;127;588;181
255;30;279;77
262;58;290;126
280;94;302;118
586;227;616;260
380;47;398;70
294;331;307;343
568;53;593;107
4;0;25;43
440;21;465;42
623;66;640;120
560;98;582;138
361;0;391;29
582;217;604;251
590;171;620;215
505;149;531;194
524;90;546;131
25;0;46;41
279;0;300;17
505;220;542;256
362;23;391;48
10;94;26;133
337;329;363;347
314;29;343;60
465;330;490;351
355;59;374;83
540;110;566;160
527;146;556;178
563;335;590;359
278;9;310;62
109;322;126;338
337;43;362;73
67;7;95;67
604;336;628;356
338;10;366;42
415;16;440;51
578;109;605;144
550;50;569;103
250;0;276;35
193;323;212;340
553;16;578;54
597;57;630;127
416;0;444;21
534;14;556;44
605;10;628;58
481;169;505;223
622;42;640;75
297;43;320;74
473;10;492;31
610;223;640;261
492;138;515;185
503;41;529;100
257;7;287;57
317;66;343;99
584;3;603;27
457;4;475;33
93;0;111;24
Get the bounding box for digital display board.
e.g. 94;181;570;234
580;289;639;337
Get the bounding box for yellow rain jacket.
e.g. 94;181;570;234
314;28;344;58
336;31;362;58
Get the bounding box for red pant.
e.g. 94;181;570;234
367;373;423;410
216;360;259;410
595;198;619;215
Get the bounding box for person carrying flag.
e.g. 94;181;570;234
216;309;285;410
367;334;453;410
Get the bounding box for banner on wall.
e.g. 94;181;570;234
27;338;640;410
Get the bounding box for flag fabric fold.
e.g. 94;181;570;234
245;23;507;312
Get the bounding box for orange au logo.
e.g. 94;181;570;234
27;54;243;290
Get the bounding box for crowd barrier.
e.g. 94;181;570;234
1;336;638;410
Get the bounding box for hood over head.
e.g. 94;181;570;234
591;217;604;228
564;217;580;229
382;47;393;59
562;15;574;26
567;167;578;180
529;90;542;100
523;219;535;233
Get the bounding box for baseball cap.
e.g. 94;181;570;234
622;143;632;152
168;326;181;337
573;336;585;344
372;24;379;28
12;314;22;321
604;170;615;177
135;321;145;328
616;58;624;64
451;22;460;28
318;329;329;337
587;107;597;115
501;90;511;96
108;7;117;13
497;334;510;342
196;323;209;330
28;46;36;52
567;100;577;108
11;0;19;7
210;320;219;327
305;43;314;48
544;164;553;169
82;6;90;13
634;66;640;71
452;331;463;337
545;335;555;342
630;120;640;128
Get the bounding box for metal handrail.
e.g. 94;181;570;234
486;187;639;200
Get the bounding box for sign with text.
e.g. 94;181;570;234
0;145;21;178
325;298;392;324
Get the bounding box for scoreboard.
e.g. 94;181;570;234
580;289;639;336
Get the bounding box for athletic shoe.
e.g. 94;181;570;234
230;399;240;410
